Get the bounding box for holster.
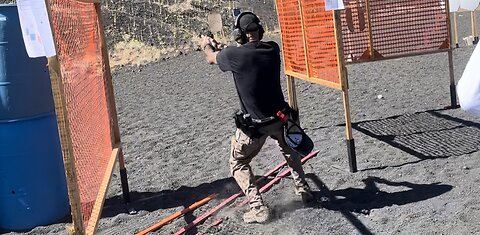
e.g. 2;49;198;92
233;111;260;138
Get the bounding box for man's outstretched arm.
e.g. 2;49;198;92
201;36;220;64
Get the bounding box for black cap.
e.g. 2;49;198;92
238;13;260;32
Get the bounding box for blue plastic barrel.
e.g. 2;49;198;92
0;4;69;231
0;4;54;120
0;113;69;230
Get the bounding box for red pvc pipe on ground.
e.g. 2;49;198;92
173;150;320;235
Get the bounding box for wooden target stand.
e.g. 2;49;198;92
283;4;458;173
44;1;131;234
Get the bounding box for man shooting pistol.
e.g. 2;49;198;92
200;12;313;224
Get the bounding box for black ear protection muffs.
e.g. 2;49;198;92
232;12;265;44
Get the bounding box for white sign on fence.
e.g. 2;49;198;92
325;0;345;11
449;0;480;12
16;0;56;58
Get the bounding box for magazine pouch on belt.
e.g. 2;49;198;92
234;110;259;137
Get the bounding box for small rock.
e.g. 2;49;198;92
360;209;370;215
462;166;470;170
128;207;138;215
377;95;383;99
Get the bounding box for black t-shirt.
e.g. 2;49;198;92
216;41;287;119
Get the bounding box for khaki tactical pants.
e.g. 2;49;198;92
229;120;308;208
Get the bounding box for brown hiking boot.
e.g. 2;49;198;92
295;183;314;203
243;205;269;223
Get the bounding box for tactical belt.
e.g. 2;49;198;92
252;116;277;125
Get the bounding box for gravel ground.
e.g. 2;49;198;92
2;11;480;235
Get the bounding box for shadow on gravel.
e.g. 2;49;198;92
299;174;452;235
353;108;480;170
101;177;239;222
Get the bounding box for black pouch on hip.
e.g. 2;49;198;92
233;110;259;137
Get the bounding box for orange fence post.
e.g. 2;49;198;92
453;12;459;47
94;2;131;204
334;8;356;172
44;0;85;233
445;0;459;108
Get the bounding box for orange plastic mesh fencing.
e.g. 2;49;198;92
276;0;307;75
276;0;341;89
48;1;113;227
341;0;450;63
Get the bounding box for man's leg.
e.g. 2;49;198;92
229;128;269;222
278;139;309;188
269;122;313;200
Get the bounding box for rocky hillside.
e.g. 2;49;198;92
102;0;279;48
0;0;278;65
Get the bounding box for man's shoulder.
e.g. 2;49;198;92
261;41;280;51
222;44;241;51
218;45;241;56
262;40;279;46
219;44;253;59
219;41;280;55
216;45;242;69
